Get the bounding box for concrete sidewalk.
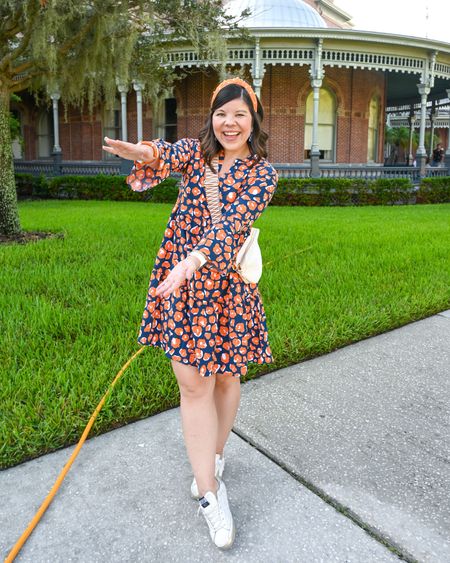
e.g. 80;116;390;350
1;310;449;562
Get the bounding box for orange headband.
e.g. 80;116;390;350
210;78;258;112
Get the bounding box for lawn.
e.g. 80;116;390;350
1;200;449;468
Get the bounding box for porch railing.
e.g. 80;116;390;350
13;159;449;182
274;165;449;181
14;159;125;176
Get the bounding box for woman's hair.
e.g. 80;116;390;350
198;83;269;172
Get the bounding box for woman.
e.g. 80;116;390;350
103;77;277;550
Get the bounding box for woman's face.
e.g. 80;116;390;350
212;97;253;155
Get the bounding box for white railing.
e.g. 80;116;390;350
274;165;449;181
14;160;449;182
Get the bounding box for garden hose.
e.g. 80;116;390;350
5;245;314;562
4;346;146;563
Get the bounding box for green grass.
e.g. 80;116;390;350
1;200;449;468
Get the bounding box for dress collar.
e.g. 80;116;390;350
217;147;255;164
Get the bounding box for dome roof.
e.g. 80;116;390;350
225;0;327;29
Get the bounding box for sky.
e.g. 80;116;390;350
337;0;450;43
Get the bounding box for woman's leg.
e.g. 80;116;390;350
214;375;241;456
171;359;218;497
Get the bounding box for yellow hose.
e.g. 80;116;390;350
4;346;146;563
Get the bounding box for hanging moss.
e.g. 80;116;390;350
0;0;247;236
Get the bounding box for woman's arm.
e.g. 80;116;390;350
102;136;159;165
126;138;198;192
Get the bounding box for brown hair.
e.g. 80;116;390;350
198;83;269;173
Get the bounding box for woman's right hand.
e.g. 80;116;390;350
102;137;154;162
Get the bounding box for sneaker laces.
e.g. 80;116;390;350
197;498;227;531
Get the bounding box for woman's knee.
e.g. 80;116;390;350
214;373;240;390
171;359;215;399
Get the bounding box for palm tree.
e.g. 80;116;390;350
385;126;411;164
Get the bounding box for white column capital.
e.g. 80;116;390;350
133;81;144;92
417;83;431;97
116;76;128;91
310;78;323;89
50;92;60;101
252;77;262;99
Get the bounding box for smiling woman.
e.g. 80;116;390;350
102;77;278;551
213;99;251;153
198;78;269;175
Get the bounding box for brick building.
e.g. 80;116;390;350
12;0;450;177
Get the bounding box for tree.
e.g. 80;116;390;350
385;126;419;164
0;0;246;238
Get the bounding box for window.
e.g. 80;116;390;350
155;97;177;142
103;100;121;160
304;88;336;161
37;110;53;158
367;96;380;162
164;98;177;143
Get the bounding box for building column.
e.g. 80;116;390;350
133;81;144;142
117;84;128;142
416;83;431;176
309;39;324;178
429;103;436;158
252;38;263;99
310;78;323;178
445;89;450;168
50;92;61;153
50;91;61;175
408;108;416;165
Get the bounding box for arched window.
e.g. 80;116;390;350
37;110;53;158
304;88;336;161
103;99;122;160
367;96;380;162
154;97;177;143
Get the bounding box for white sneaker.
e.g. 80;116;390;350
190;453;225;500
198;478;235;549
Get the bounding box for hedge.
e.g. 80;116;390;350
15;173;178;203
271;177;414;206
15;173;450;206
417;176;450;203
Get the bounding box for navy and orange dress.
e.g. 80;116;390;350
126;137;278;378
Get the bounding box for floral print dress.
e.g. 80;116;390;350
126;137;278;378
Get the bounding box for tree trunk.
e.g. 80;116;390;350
0;87;22;237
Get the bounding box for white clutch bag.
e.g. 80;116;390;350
235;227;262;284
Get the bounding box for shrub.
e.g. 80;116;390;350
15;174;179;203
15;173;46;198
15;174;424;206
418;177;450;203
272;177;413;206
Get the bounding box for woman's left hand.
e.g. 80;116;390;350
155;257;199;298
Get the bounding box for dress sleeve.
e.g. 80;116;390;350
193;162;278;275
126;137;198;192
